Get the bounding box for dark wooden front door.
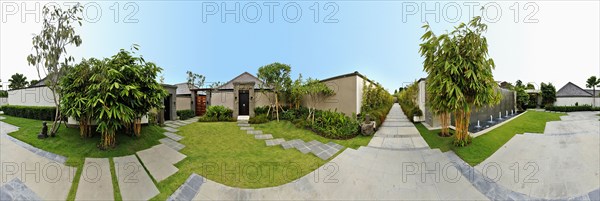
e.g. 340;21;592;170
196;95;206;116
239;90;249;115
164;95;172;121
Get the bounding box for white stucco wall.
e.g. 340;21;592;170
7;87;57;107
555;97;600;106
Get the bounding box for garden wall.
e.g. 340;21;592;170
176;96;192;111
555;97;600;106
0;98;7;106
7;86;56;107
302;74;363;116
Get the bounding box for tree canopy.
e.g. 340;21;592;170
8;73;29;90
257;62;292;121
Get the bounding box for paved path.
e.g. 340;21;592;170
75;158;114;201
114;155;160;200
0;123;77;200
368;104;429;150
476;111;600;200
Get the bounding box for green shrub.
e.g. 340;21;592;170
310;110;359;139
544;105;600;112
148;111;158;126
177;110;195;120
0;91;7;98
249;114;270;124
411;107;423;116
198;106;233;122
397;81;420;122
254;106;270;116
1;105;56;121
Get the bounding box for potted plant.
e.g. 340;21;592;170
412;107;423;122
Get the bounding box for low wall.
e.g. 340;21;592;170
555;97;600;106
0;98;7;106
7;87;57;107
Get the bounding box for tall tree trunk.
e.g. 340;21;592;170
100;129;116;150
453;109;472;146
440;112;450;136
134;118;142;137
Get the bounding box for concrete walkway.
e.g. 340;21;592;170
0;122;76;201
476;111;600;200
368;104;429;150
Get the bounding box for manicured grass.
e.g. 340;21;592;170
153;122;328;200
253;120;372;149
415;111;564;166
0;115;165;201
415;123;454;152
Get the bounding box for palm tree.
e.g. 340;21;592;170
586;76;600;107
8;73;28;90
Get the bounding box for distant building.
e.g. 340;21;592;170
555;82;600;106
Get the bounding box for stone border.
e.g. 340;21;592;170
0;178;42;201
469;110;529;138
167;174;205;201
2;134;67;165
445;151;599;201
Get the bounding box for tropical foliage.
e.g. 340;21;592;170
257;62;292;121
586;76;600;107
540;82;556;106
177;110;195;120
302;78;335;122
397;81;420;121
360;80;394;127
59;48;167;149
198;105;234;122
420;16;501;146
8;73;29;90
310;110;360;139
27;4;84;136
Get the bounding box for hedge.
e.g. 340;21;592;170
545;105;600;112
1;105;56;121
176;110;195;120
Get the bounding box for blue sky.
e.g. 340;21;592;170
1;1;599;91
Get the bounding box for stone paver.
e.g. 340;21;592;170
166;123;181;129
164;126;178;133
237;123;250;127
114;155;159;201
164;132;184;141
167;174;204;201
137;144;186;182
240;127;254;131
265;138;285;146
75;158;114;201
254;134;273;140
247;130;263;135
0;178;42;201
160;137;186;151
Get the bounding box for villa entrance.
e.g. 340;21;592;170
239;90;250;115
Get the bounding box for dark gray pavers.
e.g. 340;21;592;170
265;138;285;146
164;126;178;133
281;141;295;149
166;123;181;129
3;135;67;164
167;174;205;201
254;134;273;140
326;142;344;150
164;132;184;141
160;138;185;151
0;178;42;201
247;130;263;135
237;123;250;127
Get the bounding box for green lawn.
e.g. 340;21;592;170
0;115;165;201
253;121;372;149
416;111;564;166
153;122;329;200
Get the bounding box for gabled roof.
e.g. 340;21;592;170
217;72;266;90
320;71;377;86
585;89;600;96
556;82;593;97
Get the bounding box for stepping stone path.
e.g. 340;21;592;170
137;144;186;182
164;132;183;141
75;158;114;201
368;104;429;150
237;120;345;160
160;138;185;151
114;155;160;201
